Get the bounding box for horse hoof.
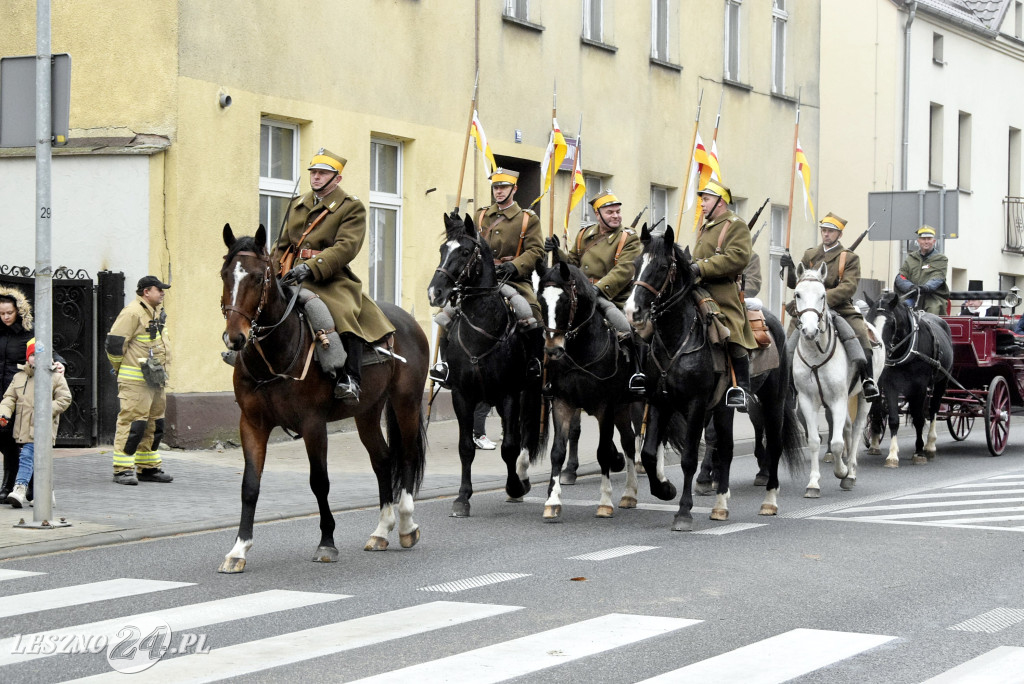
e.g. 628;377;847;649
823;452;834;463
671;515;693;532
840;477;856;491
506;495;524;503
710;508;729;521
694;481;715;496
399;527;421;549
596;505;614;518
753;474;769;487
884;457;899;468
912;454;928;465
313;545;339;562
543;505;562;520
654;482;677;502
925;450;936;461
804;487;821;499
759;503;778;516
521;478;532;495
451;501;471;517
559;471;578;485
635;461;647;475
217;557;246;574
868;447;881;456
618;496;637;509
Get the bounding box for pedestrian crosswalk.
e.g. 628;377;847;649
808;472;1024;532
0;569;1020;682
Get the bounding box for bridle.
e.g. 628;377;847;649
793;278;839;405
633;258;687;322
884;301;920;367
433;238;483;296
221;250;300;343
540;275;617;380
540;277;588;340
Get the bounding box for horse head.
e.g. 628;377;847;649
221;223;279;351
535;251;596;359
427;211;496;307
793;262;829;340
624;224;692;330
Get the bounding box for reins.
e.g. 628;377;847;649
885;305;920;367
540;276;619;381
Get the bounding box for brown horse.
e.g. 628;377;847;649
218;224;429;573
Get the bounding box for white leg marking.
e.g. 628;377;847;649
516;451;530;480
226;537;252;562
886;436;900;466
397;490;416;535
655;443;667;483
599;475;613;509
624;456;639;500
371;503;397;540
545;478;562;507
925;419;938;453
714;490;731;512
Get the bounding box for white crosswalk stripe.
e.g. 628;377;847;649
0;568;43;582
0;578;192;618
919;646;1024;683
0;589;348;667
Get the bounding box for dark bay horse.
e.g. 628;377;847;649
869;290;953;466
219;225;428;573
535;255;639;521
623;225;802;530
426;212;542;517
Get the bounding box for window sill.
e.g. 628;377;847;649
770;90;797;104
927;180;945;189
649;56;682;72
581;36;617;53
933;58;946;66
723;78;753;92
958;187;973;195
502;14;544;32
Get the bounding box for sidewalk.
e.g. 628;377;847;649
0;413;758;561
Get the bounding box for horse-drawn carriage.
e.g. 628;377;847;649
937;291;1024;456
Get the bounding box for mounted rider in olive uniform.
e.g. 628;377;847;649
894;225;950;315
781;212;880;400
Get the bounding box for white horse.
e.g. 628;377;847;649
792;264;883;496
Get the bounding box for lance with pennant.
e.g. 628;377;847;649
674;88;703;233
781;89;801;325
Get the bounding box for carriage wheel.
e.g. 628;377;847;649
985;376;1011;457
946;402;974;441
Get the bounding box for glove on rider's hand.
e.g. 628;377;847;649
690;263;702;278
495;262;517;279
0;416;8;428
780;251;795;269
281;263;312;286
544;236;559;253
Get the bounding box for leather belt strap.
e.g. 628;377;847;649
298;248;322;259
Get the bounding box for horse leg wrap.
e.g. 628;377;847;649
596;297;632;334
123;419;148;456
151;418;165;452
499;284;537;329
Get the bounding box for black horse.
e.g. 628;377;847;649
219;225;429;572
624;225;802;530
427;212;542;517
535;255;641;520
869;290;953;466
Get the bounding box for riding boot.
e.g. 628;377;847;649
428;330;450;387
334;335;363;404
726;352;752;413
861;348;880;401
627;334;647;395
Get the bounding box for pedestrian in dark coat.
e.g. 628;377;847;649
0;286;33;501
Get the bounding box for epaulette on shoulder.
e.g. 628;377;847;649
524;209;536;216
624;228;636;236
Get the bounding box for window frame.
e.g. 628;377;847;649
368;138;404;305
724;0;742;82
767;204;789;317
583;0;604;42
650;185;669;232
929;103;944;186
504;0;529;21
958;111;972;192
651;0;670;61
582;174;607;228
771;0;787;94
259;118;300;245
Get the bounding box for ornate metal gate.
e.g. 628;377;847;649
0;266;118;447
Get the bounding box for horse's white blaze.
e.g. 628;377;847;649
427;241;460;304
599;475;613;508
545;478;562;507
624;254;652;323
372;503;397;540
541;285;563;338
230;260;247;308
397;489;416;535
226;537;252;562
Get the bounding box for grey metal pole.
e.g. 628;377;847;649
32;0;56;525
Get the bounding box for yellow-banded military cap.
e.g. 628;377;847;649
697;179;732;204
489;168;519;186
308;148;346;173
589;190;621;211
917;225;937;237
819;212;847;232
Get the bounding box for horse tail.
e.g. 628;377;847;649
520;385;544;465
386;399;427;498
664;412;688;456
780;400;805;478
536;397;552;455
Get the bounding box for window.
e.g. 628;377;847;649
1016;1;1023;39
259;119;299;244
771;0;787;93
768;204;788;316
583;0;603;42
958;111;971;191
504;0;528;21
932;33;944;65
650;185;669;232
651;0;670;61
929;103;943;185
1010;127;1021;197
725;0;742;81
369;139;402;305
583;174;606;226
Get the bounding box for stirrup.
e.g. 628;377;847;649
527;358;542;378
428;361;449;386
725;386;748;412
334;377;360;404
628;372;647;394
862;378;880;401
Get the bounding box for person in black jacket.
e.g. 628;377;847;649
0;286;34;502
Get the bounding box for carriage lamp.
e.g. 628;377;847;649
1006;287;1021;312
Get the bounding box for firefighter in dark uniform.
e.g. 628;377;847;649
429;168;545;384
273;148;395;404
692;181;758;411
780;212;880;400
